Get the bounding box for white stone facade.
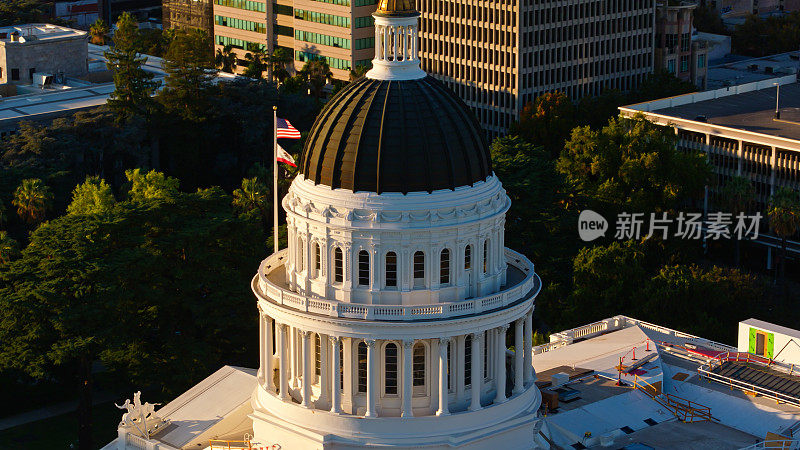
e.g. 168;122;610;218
250;174;543;449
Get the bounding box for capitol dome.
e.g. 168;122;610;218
248;2;544;448
300;76;491;194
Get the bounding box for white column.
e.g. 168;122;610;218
495;325;508;404
513;319;524;395
301;331;312;408
470;331;483;411
330;336;343;414
456;335;466;402
392;26;398;60
266;316;275;391
524;309;534;384
278;323;289;401
437;337;450;416
383;26;390;61
375;25;382;60
402;340;414;417
290;327;298;388
365;339;378;418
320;333;329;405
258;312;266;386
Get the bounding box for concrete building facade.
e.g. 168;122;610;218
0;24;89;85
163;0;214;32
655;1;708;89
417;0;657;137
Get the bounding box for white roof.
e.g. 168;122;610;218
741;318;800;340
153;365;256;449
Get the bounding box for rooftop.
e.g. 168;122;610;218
533;316;800;449
0;24;87;43
620;76;800;149
707;51;800;90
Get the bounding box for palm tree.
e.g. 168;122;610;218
242;51;268;79
12;178;53;226
270;47;293;82
89;18;109;45
767;187;800;285
349;64;369;82
0;231;19;265
232;177;270;234
721;176;756;266
301;59;332;99
215;44;237;73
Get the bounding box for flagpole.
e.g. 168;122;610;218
273;105;279;254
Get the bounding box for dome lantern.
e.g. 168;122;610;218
366;0;426;80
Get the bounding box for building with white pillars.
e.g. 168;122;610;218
248;0;543;447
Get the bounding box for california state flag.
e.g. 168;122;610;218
277;144;297;167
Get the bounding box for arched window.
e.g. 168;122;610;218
413;251;425;287
464;245;472;270
358;250;370;286
465;335;472;386
413;343;426;387
314;243;321;274
334;247;343;283
385;343;398;395
440;249;450;285
297;238;304;271
315;333;321;379
483;239;489;273
357;341;367;393
385;252;397;287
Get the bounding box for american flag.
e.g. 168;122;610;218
276;117;301;139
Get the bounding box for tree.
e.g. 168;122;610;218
104;12;160;122
125;168;179;201
767;188;800;285
629;70;697;104
557;114;711;213
0;230;19;264
232;177;270;234
300;59;332;99
215;44;237;73
270;47;293;82
349;64;369;82
0;187;262;450
12;178;53;226
0;199;6;228
89;18;109;45
242;50;268;79
721;176;755;266
160;28;216;120
67;176;116;215
510;92;575;159
693;5;727;34
0;0;45;26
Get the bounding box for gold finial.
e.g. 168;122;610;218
375;0;418;17
273;105;278;111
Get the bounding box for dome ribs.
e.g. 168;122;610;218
375;81;393;194
338;79;381;191
299;76;490;194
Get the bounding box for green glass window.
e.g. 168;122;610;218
214;15;266;33
213;0;265;12
294;9;350;27
354;16;374;28
215;35;266;52
295;30;351;49
354;0;377;5
295;51;353;70
354;37;374;50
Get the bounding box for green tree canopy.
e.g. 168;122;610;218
160;28;216;120
300;59;332;99
0;230;19;264
0;187;262;449
67;176;116;215
125;168;179;201
232;177;270;234
89;18;109;45
767;187;800;284
557;114;711;212
510;92;576;158
0;0;46;26
215;44;237;73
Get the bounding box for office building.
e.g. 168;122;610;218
0;24;89;86
655;1;708;89
417;0;657;137
212;0;377;79
163;0;213;32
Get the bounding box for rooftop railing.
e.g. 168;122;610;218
256;248;539;322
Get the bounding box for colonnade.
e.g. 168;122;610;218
374;24;418;62
257;308;535;418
